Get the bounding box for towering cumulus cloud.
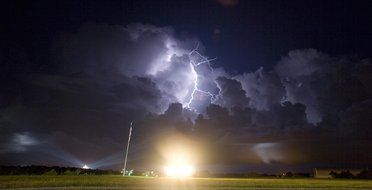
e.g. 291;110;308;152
1;22;371;171
54;22;220;112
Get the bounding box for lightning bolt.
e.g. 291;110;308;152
184;43;219;110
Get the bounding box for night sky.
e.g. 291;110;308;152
1;0;372;173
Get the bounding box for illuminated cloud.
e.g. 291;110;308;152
0;132;39;153
54;22;220;112
252;143;284;164
1;22;371;170
215;76;250;108
234;67;285;111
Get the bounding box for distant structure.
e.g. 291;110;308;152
123;122;133;176
313;168;362;178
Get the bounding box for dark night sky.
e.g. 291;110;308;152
3;0;372;73
1;0;372;173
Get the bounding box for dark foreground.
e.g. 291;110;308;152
1;175;372;190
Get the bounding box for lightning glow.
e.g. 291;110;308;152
184;43;218;109
151;39;220;111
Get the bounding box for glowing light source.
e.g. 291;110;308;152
163;149;195;178
164;164;194;178
82;164;90;169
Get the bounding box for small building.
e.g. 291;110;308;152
313;168;362;178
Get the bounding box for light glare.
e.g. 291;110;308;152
164;164;194;178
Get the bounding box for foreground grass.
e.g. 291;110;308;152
1;175;372;189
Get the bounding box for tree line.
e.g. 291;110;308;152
0;165;120;175
330;169;372;179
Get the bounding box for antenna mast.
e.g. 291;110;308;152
123;121;133;176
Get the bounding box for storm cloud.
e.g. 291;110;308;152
1;22;371;172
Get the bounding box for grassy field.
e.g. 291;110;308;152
1;175;372;189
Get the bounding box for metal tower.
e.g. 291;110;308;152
123;121;133;176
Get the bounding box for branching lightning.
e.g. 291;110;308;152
184;43;219;109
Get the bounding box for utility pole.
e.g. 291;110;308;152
123;121;133;176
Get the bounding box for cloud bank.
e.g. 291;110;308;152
1;22;371;172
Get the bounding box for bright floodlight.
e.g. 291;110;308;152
164;164;194;178
164;154;195;178
82;164;90;169
160;135;197;178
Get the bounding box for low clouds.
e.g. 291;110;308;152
253;143;284;164
2;132;39;153
1;22;371;171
